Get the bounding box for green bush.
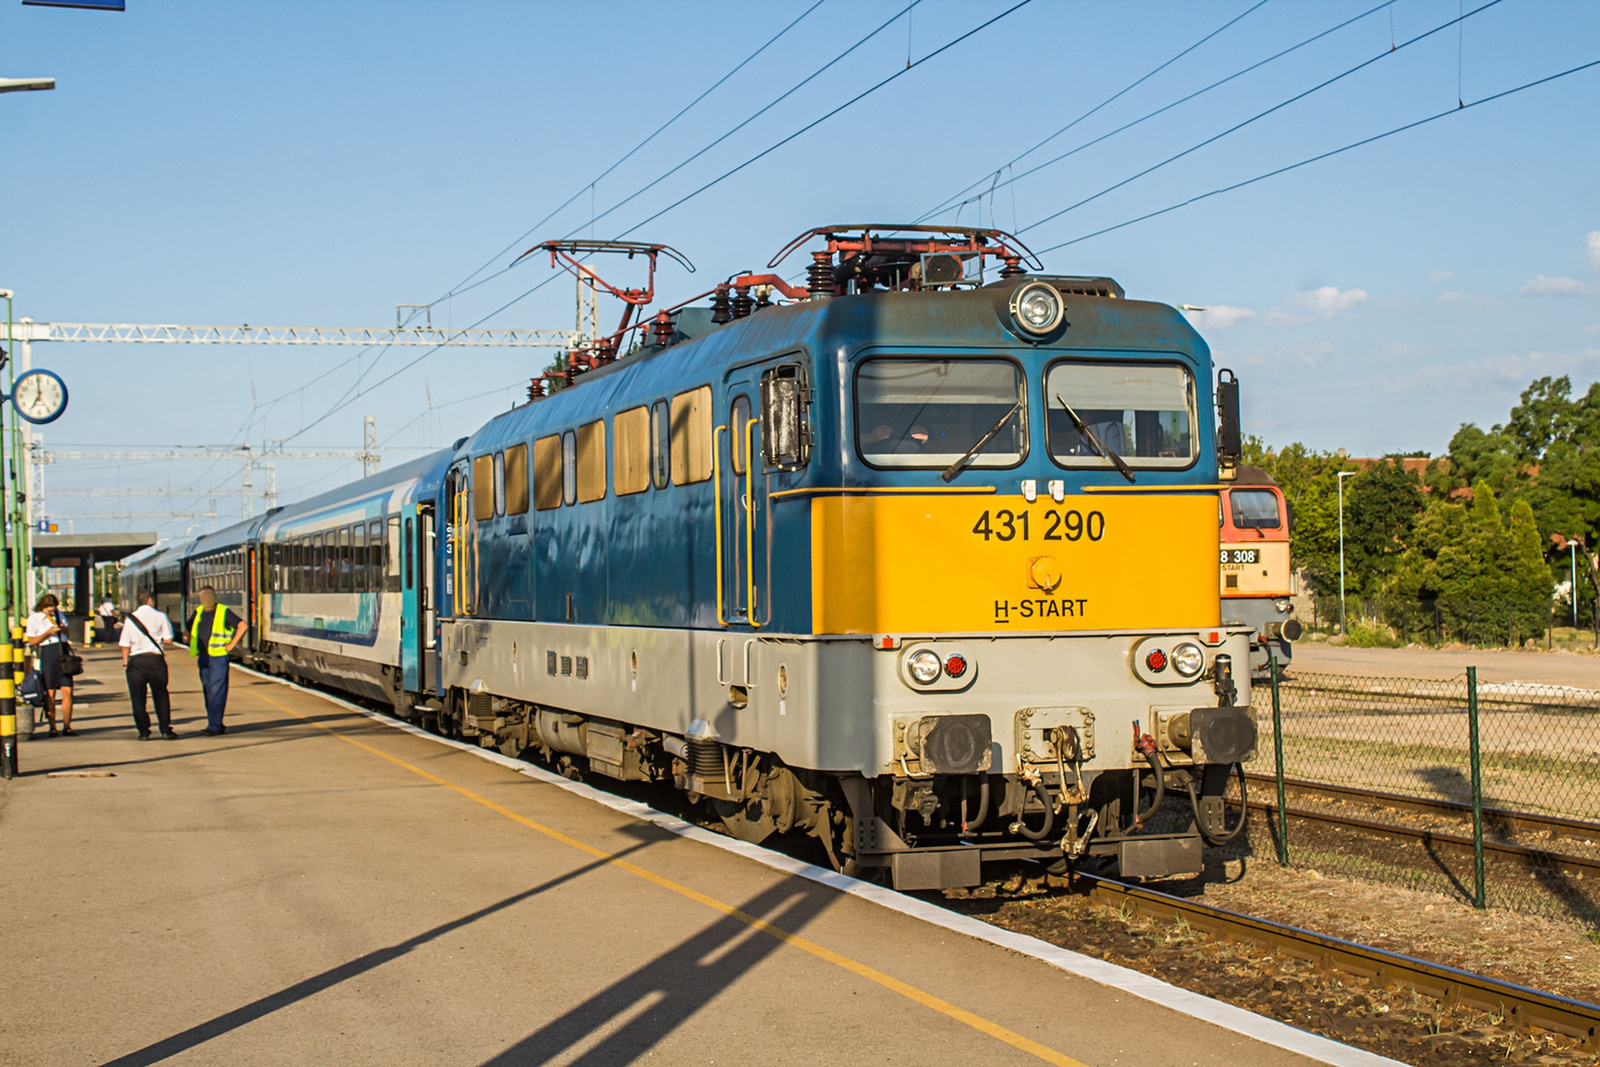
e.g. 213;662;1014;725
1345;617;1402;648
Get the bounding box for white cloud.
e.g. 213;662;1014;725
1182;304;1255;330
1429;269;1454;283
1375;348;1600;393
1588;230;1600;269
1263;286;1368;324
1520;274;1599;296
1587;324;1600;334
1387;342;1432;358
1436;291;1467;303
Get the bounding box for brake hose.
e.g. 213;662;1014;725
1012;779;1055;841
1187;762;1249;846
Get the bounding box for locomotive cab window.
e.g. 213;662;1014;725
1230;489;1281;529
855;358;1026;469
1045;360;1196;470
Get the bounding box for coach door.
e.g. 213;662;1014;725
400;501;439;693
717;364;778;628
447;462;476;616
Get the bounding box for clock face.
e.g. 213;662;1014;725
13;370;68;425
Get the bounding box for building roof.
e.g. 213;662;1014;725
32;532;159;567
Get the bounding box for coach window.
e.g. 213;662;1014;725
855;358;1026;470
355;522;369;591
650;400;670;489
309;534;321;593
341;526;355;592
298;537;310;593
670;385;712;485
504;443;529;515
533;434;562;511
729;396;752;475
472;454;496;522
613;406;650;496
1044;360;1196;470
576;420;607;503
368;519;385;590
561;430;577;505
388;516;403;592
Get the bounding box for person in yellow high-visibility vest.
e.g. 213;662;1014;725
188;586;247;735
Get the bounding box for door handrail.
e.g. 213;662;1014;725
743;417;760;629
712;424;728;627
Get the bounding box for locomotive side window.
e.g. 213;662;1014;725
1045;360;1196;470
613;407;650;496
493;452;507;517
504;443;529;515
650;400;671;489
730;396;752;475
576;420;607;503
855;358;1026;469
1230;488;1282;529
533;434;562;511
472;454;496;522
562;431;578;505
670;385;713;485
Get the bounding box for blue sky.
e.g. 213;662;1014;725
2;0;1598;535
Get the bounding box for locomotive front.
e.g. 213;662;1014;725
772;231;1257;887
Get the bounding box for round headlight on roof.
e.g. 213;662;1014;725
1009;281;1065;336
908;649;942;685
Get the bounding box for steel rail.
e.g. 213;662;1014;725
1242;773;1600;847
1074;871;1600;1046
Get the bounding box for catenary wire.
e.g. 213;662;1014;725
914;0;1393;224
1016;0;1506;236
916;0;1273;223
1033;57;1600;254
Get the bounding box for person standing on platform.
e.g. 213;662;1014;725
97;596;117;642
188;586;246;736
25;593;75;737
121;590;176;740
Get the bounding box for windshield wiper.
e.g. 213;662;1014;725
1055;391;1135;484
941;399;1022;483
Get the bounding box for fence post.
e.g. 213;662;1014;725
1467;666;1486;909
1270;652;1288;866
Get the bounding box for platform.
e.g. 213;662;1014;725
0;648;1384;1066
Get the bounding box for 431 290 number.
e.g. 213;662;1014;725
971;508;1105;542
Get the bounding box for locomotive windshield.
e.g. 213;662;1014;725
855;358;1026;468
1229;488;1282;528
1045;361;1195;469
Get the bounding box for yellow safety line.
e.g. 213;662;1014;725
250;688;1087;1067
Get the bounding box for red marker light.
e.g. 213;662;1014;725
944;653;968;678
1145;649;1168;672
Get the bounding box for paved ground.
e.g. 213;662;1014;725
0;648;1340;1067
1292;642;1600;689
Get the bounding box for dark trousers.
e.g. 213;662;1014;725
198;657;230;730
126;655;171;735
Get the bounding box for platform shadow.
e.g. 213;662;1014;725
482;876;836;1066
97;843;652;1067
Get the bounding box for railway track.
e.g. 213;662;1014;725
1074;871;1600;1048
1243;773;1600;847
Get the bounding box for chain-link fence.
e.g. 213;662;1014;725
1299;595;1577;649
1250;664;1600;928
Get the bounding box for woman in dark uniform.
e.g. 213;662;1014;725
25;593;75;737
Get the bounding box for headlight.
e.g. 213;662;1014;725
1171;642;1205;677
908;650;942;685
1009;282;1064;336
1273;598;1292;613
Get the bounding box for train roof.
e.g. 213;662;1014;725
186;512;279;558
259;448;455;532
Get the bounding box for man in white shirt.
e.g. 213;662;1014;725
120;590;176;740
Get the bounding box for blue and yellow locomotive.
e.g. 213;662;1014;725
123;226;1256;888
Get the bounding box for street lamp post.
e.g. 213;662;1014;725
1570;539;1579;627
1337;470;1356;636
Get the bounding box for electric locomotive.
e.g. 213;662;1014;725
122;226;1258;889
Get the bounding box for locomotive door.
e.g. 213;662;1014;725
717;366;774;627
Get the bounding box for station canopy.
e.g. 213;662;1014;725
32;532;158;568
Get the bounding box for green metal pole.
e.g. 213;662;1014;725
1270;652;1288;866
1467;666;1486;909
